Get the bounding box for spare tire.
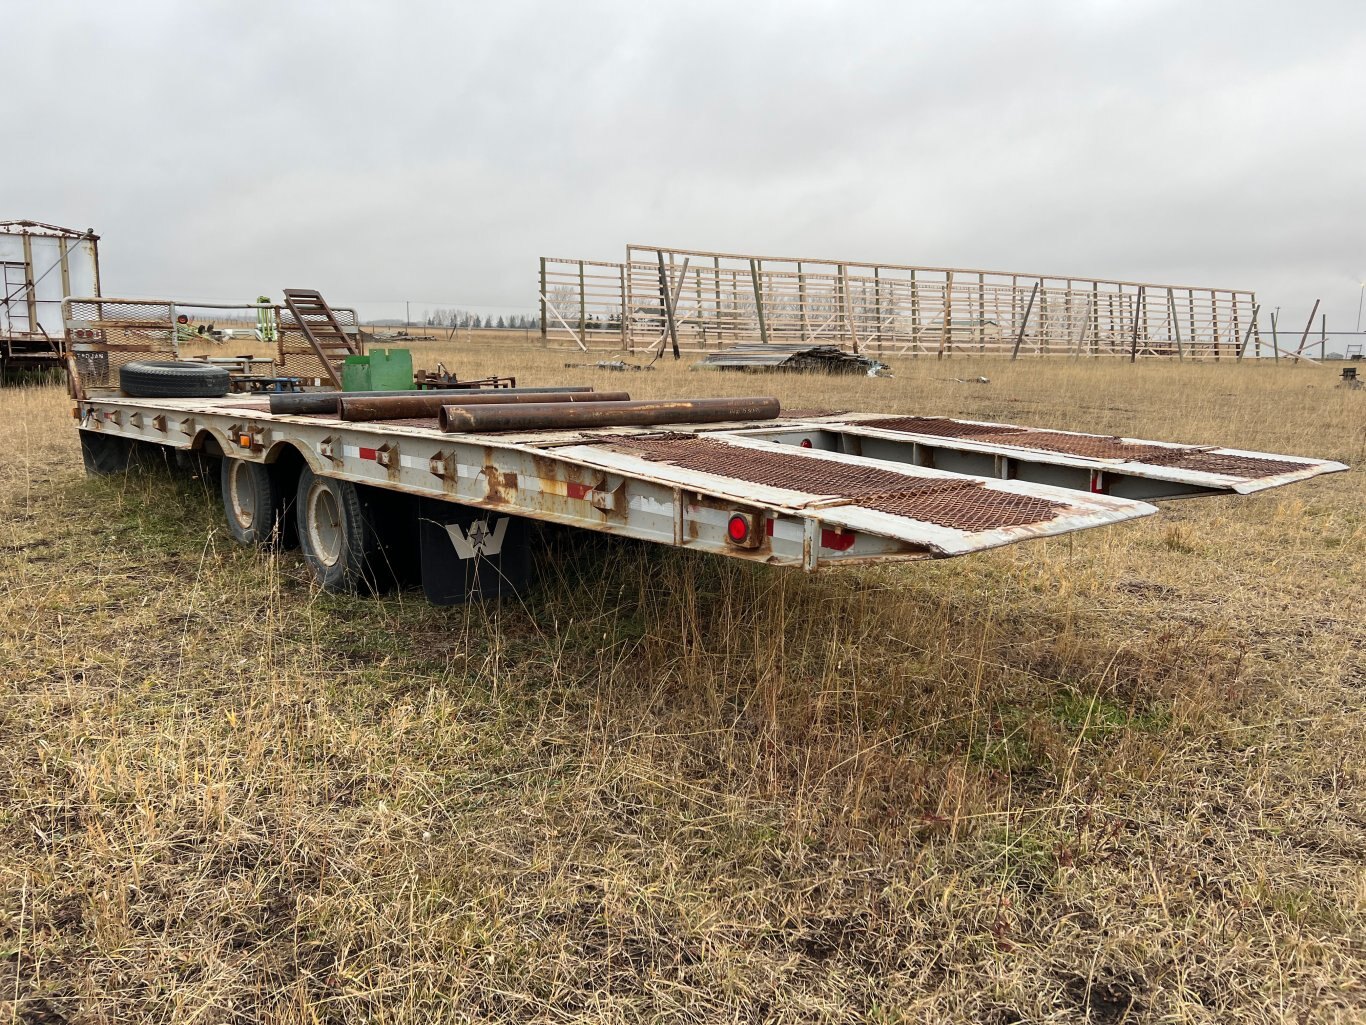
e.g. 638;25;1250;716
120;360;230;398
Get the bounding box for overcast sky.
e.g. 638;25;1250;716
9;0;1365;334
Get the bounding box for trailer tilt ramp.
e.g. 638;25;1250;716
73;390;1346;604
726;413;1341;501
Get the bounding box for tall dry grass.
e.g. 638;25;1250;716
0;346;1362;1023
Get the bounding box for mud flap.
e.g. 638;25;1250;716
417;497;531;604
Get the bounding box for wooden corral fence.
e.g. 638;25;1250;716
539;244;1262;360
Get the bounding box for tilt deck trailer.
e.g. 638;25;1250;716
62;292;1347;605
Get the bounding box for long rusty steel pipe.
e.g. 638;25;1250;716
439;397;781;433
338;390;631;421
268;385;592;416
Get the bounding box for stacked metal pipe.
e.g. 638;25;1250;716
268;385;592;416
267;386;781;433
338;390;630;421
439;397;781;433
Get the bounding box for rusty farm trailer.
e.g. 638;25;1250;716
63;291;1347;605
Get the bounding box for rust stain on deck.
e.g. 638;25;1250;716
851;417;1307;479
607;434;1063;531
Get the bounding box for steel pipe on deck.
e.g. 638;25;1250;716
339;390;631;422
269;386;593;416
439;397;781;433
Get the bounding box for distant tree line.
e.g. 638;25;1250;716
424;309;538;330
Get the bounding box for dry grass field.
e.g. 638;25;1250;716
1;341;1362;1023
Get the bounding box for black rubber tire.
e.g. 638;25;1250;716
174;448;214;478
119;360;230;398
295;466;380;592
221;458;283;545
80;430;134;476
130;439;176;472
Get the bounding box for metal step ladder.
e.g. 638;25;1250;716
281;288;362;388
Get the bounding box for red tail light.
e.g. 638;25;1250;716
726;512;762;548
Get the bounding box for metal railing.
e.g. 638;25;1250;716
540;245;1261;359
63;296;362;394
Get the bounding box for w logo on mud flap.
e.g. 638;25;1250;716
445;517;510;559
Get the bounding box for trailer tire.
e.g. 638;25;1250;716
221;458;283;545
119;361;230;398
80;430;134;476
296;467;379;593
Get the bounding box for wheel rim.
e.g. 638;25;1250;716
307;481;344;567
228;462;256;529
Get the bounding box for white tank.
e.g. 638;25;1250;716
1;220;101;366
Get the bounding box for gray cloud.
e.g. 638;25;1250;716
8;0;1365;335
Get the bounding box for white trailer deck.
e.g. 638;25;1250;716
74;391;1347;593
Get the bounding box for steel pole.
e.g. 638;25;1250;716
339;390;630;422
269;385;593;416
440;396;781;433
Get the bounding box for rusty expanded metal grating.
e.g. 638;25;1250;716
69;300;174;325
63;295;366;395
859;487;1064;532
608;434;1064;531
67;299;177;389
278;300;360;385
851;417;1306;480
277;340;346;383
614;435;944;495
853;416;1029;439
978;430;1164;460
1143;450;1307;478
278;349;332;383
277;305;357;329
